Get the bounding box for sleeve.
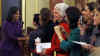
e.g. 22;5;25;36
60;23;70;34
6;24;18;40
60;40;72;51
60;29;80;51
60;23;70;40
29;31;37;50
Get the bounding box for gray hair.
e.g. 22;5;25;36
54;3;69;17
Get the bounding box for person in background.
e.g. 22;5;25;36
56;7;87;56
42;3;70;56
81;2;96;23
26;14;40;35
80;2;96;45
29;8;54;56
0;7;28;56
33;14;40;30
79;3;96;55
88;6;100;56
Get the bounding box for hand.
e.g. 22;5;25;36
41;48;47;55
35;41;40;46
54;25;64;41
18;36;29;40
89;46;96;52
82;44;93;49
54;25;61;33
25;36;29;40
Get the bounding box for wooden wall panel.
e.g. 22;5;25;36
0;0;1;26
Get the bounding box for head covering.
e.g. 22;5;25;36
54;3;69;17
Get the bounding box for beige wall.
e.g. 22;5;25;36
22;0;49;29
39;0;49;10
22;0;77;29
88;0;96;2
64;0;75;6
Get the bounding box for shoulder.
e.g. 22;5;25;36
71;28;80;33
60;22;70;32
60;22;69;27
2;21;11;28
70;28;80;41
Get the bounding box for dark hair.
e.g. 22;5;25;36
0;27;1;40
7;7;19;22
97;0;100;5
96;6;100;30
40;8;51;24
33;14;40;25
66;7;81;29
87;2;96;12
96;6;100;12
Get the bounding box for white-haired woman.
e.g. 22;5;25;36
42;3;70;56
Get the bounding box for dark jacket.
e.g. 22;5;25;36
29;20;54;50
60;28;88;56
0;20;23;56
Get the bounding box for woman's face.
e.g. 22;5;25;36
82;6;90;16
93;10;100;26
13;10;20;21
53;8;62;22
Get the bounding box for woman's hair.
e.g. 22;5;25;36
96;6;100;12
33;14;40;25
66;7;81;29
7;6;19;22
87;2;96;12
40;8;51;25
54;3;69;17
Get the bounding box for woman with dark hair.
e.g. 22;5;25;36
38;8;54;42
29;8;54;56
0;7;27;56
80;2;96;45
33;14;40;29
55;7;87;56
88;6;100;56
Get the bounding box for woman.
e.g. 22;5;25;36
43;3;70;56
80;2;96;45
88;6;100;56
0;7;27;56
33;14;40;29
56;7;85;56
29;8;54;56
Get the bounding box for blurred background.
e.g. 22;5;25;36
0;0;97;30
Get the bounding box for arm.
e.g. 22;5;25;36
54;25;64;42
29;32;37;50
7;24;27;40
6;24;18;40
60;28;80;51
54;25;71;51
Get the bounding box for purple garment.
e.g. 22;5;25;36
0;20;23;56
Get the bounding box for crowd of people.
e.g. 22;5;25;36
0;2;100;56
